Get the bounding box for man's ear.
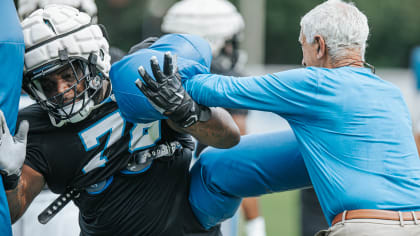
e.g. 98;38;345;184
315;35;326;59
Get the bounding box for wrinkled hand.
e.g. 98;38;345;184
135;52;211;128
0;110;29;190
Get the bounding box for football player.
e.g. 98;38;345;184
15;1;118;235
6;5;240;236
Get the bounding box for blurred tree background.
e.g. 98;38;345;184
14;0;420;67
93;0;420;68
265;0;420;67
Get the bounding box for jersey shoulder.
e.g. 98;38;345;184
18;104;54;132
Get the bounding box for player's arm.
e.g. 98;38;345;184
166;107;239;148
6;165;45;223
135;52;240;148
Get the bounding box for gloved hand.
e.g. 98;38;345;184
0;110;29;190
135;52;211;128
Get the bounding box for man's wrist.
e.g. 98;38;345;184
169;103;211;128
169;108;199;128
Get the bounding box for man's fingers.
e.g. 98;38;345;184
135;79;167;114
134;78;144;91
163;52;174;76
14;120;29;144
150;56;166;83
135;78;154;98
135;78;155;99
138;66;159;91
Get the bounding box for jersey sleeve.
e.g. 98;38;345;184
183;68;320;118
18;106;51;177
24;139;50;178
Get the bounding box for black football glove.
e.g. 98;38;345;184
135;52;211;128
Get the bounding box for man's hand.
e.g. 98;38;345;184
0;110;29;190
135;52;211;128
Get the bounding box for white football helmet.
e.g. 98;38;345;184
161;0;244;56
18;0;98;22
21;5;111;127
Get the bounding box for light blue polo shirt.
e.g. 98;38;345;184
184;66;420;225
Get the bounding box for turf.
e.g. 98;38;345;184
238;190;301;236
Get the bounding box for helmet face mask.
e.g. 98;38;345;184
211;34;247;73
23;55;105;124
21;5;111;126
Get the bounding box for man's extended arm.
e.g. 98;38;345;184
136;52;240;148
183;68;319;117
7;165;45;223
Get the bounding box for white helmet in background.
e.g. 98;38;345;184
18;0;98;22
162;0;244;56
21;5;111;127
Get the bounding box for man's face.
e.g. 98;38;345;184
299;32;320;67
40;63;85;105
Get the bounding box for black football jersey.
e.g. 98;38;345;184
18;101;220;236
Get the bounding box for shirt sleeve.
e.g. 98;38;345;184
183;68;320;118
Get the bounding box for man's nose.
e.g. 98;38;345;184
56;79;75;102
57;80;71;94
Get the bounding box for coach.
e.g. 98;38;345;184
142;0;420;235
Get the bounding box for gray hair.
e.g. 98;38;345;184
300;0;369;61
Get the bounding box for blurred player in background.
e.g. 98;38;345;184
162;1;266;235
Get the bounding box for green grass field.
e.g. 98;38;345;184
238;190;301;236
